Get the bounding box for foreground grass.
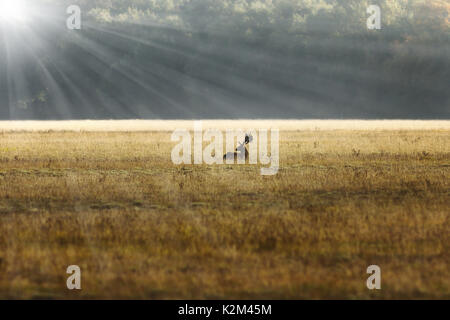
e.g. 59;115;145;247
0;128;448;299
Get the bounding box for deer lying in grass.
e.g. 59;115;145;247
223;134;253;162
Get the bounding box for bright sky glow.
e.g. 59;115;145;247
0;1;27;23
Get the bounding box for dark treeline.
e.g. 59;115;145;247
0;0;449;119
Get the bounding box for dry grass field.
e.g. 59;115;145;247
0;120;448;299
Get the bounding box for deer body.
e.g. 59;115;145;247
223;143;249;161
223;134;253;162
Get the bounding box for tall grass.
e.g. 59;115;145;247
0;124;448;299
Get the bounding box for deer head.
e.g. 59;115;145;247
236;133;254;151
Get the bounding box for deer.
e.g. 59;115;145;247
223;133;253;162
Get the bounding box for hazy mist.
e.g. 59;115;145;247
0;0;449;119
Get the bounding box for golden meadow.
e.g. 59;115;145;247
0;120;448;299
